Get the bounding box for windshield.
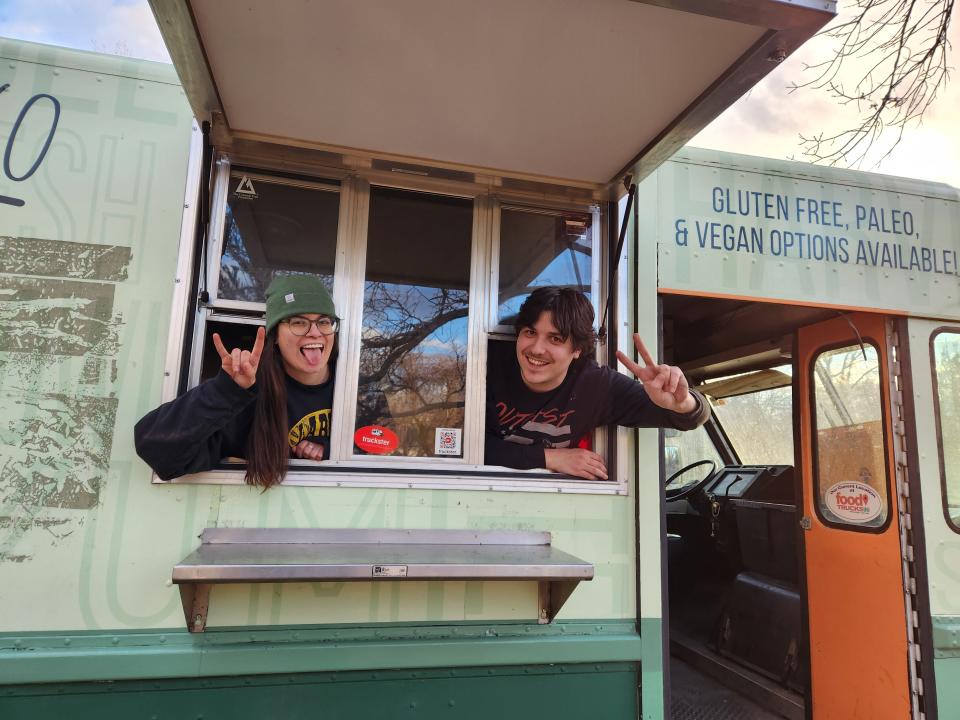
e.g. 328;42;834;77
702;365;794;465
664;424;723;493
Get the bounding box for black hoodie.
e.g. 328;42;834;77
134;370;334;480
484;342;710;471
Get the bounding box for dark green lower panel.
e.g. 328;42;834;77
1;662;638;720
0;622;643;684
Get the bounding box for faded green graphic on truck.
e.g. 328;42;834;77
0;41;193;573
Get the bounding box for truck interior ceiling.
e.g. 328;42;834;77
659;294;838;720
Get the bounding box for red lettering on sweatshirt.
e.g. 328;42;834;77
496;402;575;431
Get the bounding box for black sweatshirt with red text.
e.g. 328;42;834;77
484;343;710;471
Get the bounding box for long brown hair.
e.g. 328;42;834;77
245;328;289;489
244;326;339;489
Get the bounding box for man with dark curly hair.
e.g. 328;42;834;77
485;287;709;480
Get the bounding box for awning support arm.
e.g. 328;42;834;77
598;176;637;344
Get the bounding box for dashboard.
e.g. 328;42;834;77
706;464;795;504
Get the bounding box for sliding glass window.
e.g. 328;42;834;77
353;187;473;459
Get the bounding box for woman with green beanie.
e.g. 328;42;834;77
135;274;339;489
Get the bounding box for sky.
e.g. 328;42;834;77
0;0;170;62
1;0;957;188
692;2;960;189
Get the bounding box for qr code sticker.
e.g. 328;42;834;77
434;427;462;456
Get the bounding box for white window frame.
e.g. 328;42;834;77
156;151;627;496
205;165;344;314
186;157;346;387
334;177;484;467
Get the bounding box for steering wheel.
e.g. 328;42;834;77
664;459;717;501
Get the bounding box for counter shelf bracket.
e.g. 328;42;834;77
172;528;595;633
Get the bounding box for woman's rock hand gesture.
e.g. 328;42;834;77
616;333;697;414
212;326;265;389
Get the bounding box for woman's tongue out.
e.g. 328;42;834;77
301;343;325;366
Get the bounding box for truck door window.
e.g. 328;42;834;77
811;343;889;530
931;329;960;530
353;187;473;459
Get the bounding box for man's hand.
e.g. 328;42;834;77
616;334;696;414
212;326;265;390
293;440;326;461
545;448;608;481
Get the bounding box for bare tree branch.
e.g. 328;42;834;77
357;284;468;387
791;0;954;166
387;400;465;420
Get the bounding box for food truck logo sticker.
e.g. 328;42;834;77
354;425;399;454
233;175;258;199
825;481;882;523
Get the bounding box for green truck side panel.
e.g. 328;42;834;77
904;317;960;720
0;621;644;685
635;181;667;720
0;38;638;636
932;615;960;658
0;662;639;720
639;618;664;720
0;38;200;631
935;657;960;715
652;147;960;319
931;617;960;713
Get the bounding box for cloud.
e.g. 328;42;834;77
419;337;458;353
0;0;169;62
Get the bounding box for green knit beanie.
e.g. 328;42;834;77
265;275;337;333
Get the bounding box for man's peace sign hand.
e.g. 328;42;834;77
616;334;697;414
212;326;265;389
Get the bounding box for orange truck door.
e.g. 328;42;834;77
796;313;911;719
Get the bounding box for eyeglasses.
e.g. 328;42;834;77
283;316;339;336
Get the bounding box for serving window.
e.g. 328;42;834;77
172;156;615;491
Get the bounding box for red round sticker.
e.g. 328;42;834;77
354;425;399;455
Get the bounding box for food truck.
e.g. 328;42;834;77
8;2;958;718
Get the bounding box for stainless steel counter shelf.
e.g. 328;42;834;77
173;528;594;632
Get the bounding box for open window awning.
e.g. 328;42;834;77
150;0;835;190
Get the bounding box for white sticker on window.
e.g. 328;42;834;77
825;481;882;523
233;175;258;199
434;427;462;456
